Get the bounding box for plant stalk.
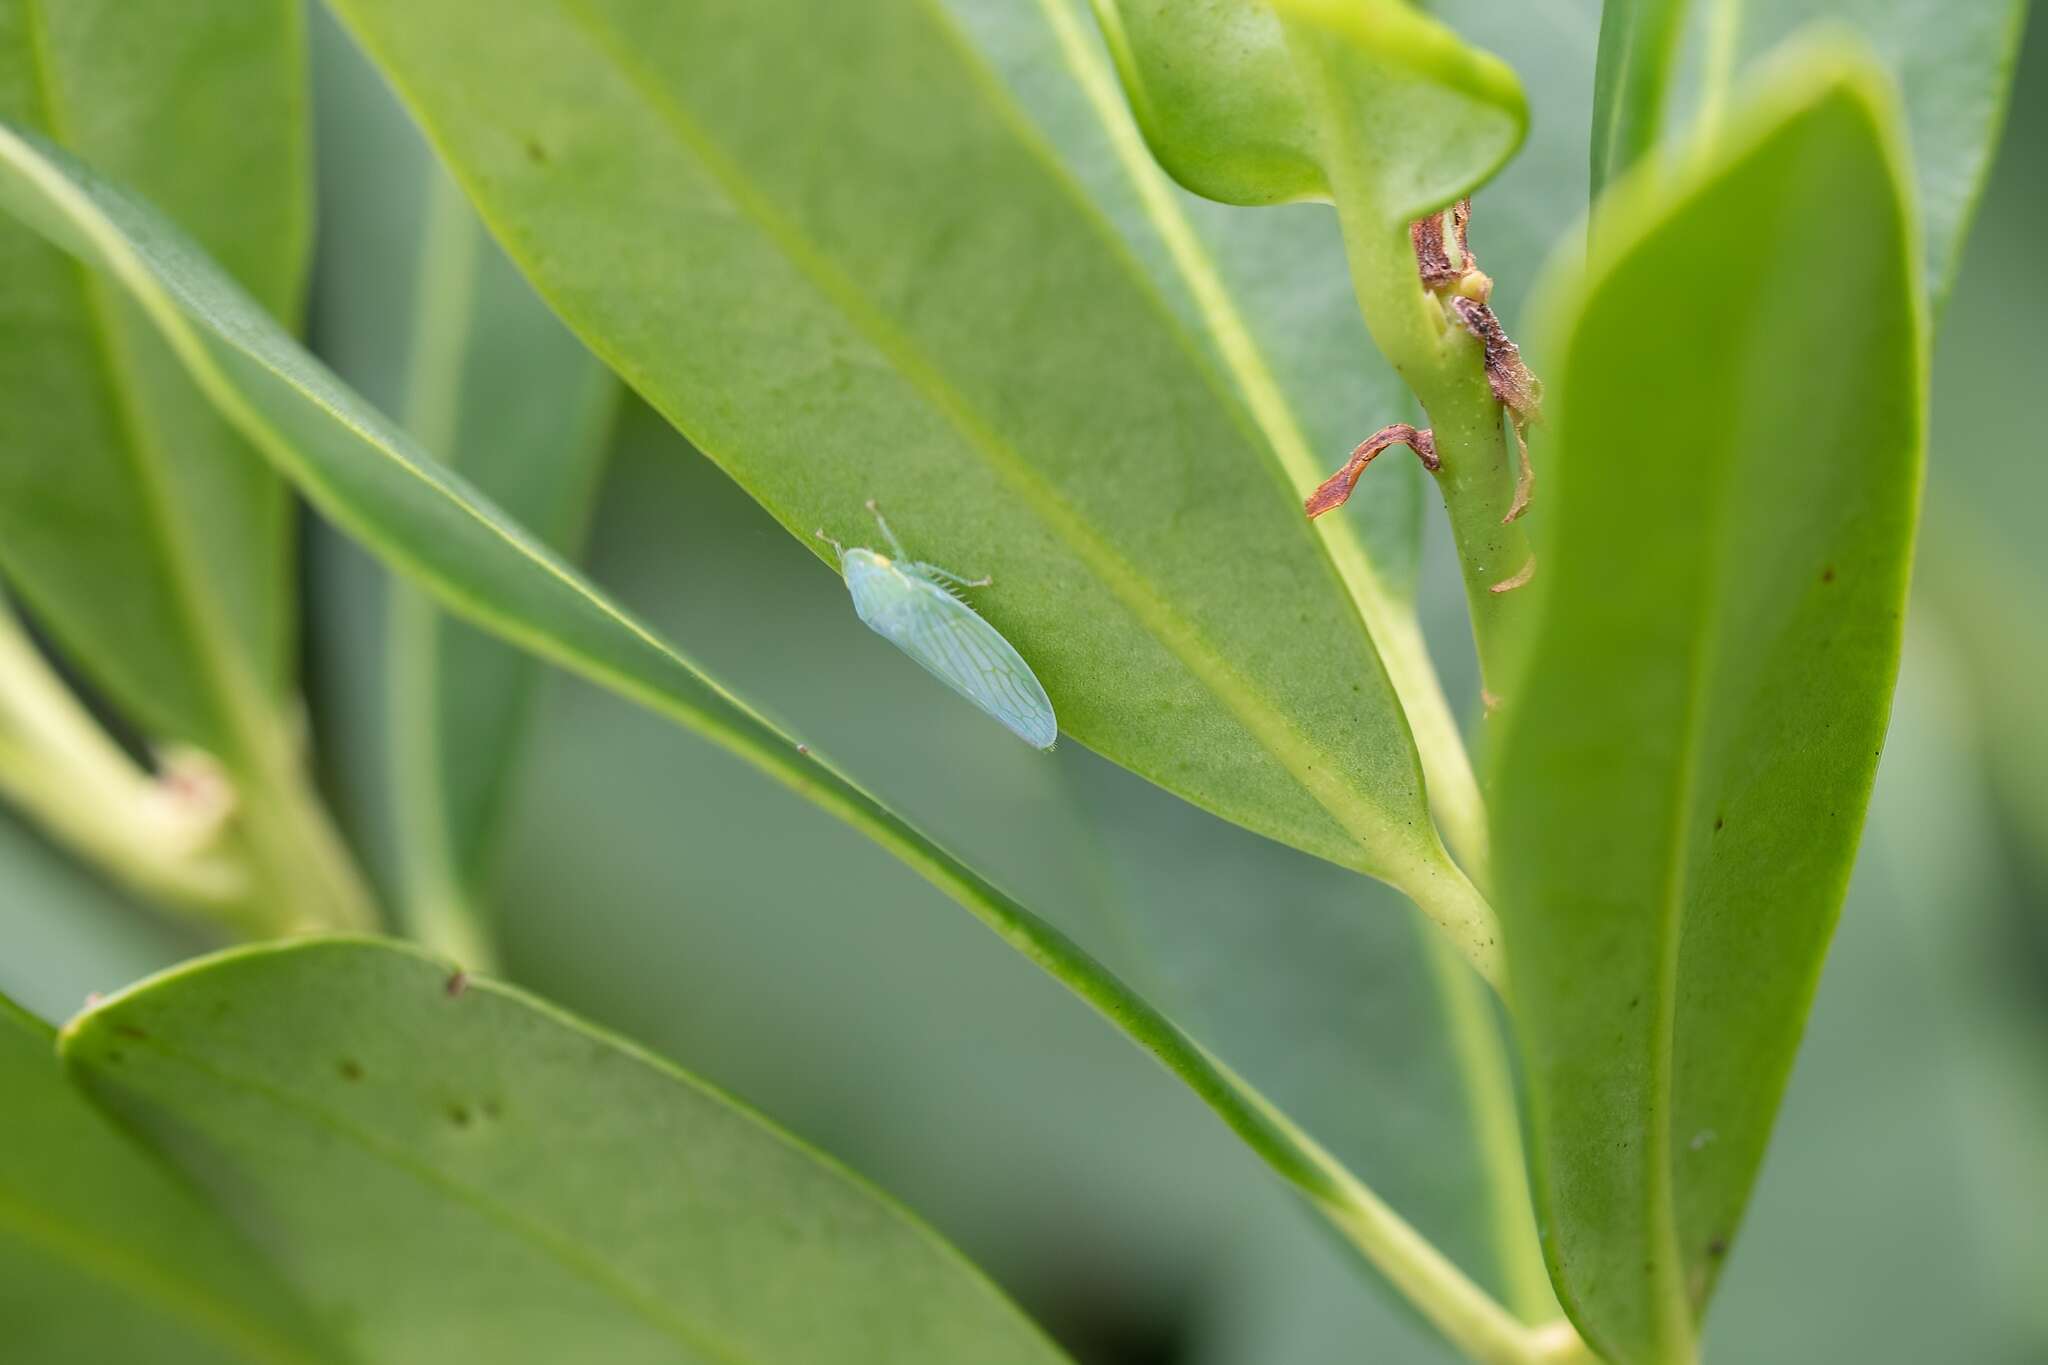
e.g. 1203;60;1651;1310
1332;211;1535;704
0;595;251;919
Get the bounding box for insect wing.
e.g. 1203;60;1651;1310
844;559;1056;749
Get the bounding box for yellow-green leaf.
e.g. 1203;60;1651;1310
1492;48;1923;1364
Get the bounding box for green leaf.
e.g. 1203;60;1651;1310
0;0;371;935
303;15;620;966
60;937;1070;1362
0;995;337;1364
1591;0;2025;306
316;0;1498;947
1063;755;1552;1322
1491;49;1923;1364
1086;0;1322;207
1090;0;1526;227
1270;0;1527;231
0;117;998;962
1720;0;2024;307
1590;0;1689;196
0;129;1492;1339
0;0;302;751
1011;0;1490;855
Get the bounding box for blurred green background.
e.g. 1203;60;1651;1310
2;5;2043;1363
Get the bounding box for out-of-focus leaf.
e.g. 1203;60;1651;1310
0;0;370;935
1593;0;2024;306
317;0;1498;943
0;807;196;1020
1706;628;2048;1362
381;182;616;966
1491;51;1922;1364
0;0;301;752
307;12;618;966
1064;752;1551;1321
1918;27;2048;891
0;995;337;1364
61;938;1072;1363
1590;0;1689;195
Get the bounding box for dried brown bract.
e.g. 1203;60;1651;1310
1448;295;1541;423
1305;424;1438;519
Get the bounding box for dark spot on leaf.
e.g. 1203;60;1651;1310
482;1099;502;1120
339;1059;363;1082
524;138;548;165
445;970;469;999
104;1049;123;1064
1629;995;1641;1009
113;1024;147;1041
1821;565;1836;584
447;1103;472;1128
1707;1237;1729;1258
1714;816;1725;833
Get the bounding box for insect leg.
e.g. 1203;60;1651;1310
916;562;993;590
813;527;844;556
864;499;910;559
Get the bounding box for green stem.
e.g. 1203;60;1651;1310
0;595;250;921
1336;209;1533;710
1418;920;1555;1322
385;171;500;970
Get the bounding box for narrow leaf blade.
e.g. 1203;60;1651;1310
1492;49;1923;1362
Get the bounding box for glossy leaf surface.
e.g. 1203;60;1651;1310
318;0;1483;916
62;939;1070;1363
0;997;335;1364
1492;52;1923;1363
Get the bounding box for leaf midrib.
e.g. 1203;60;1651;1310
550;0;1415;868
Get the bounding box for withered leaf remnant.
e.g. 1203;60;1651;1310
1304;424;1438;520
